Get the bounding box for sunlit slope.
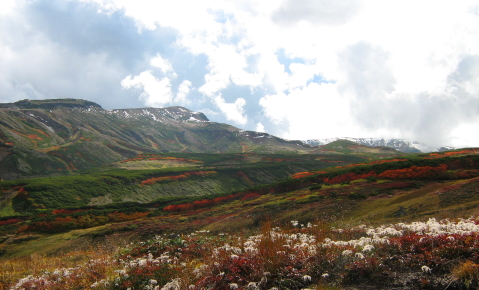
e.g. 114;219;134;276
0;152;372;215
1;149;479;264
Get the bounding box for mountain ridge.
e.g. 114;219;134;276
0;99;330;179
303;137;453;153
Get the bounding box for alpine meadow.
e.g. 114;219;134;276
1;99;479;289
2;1;479;289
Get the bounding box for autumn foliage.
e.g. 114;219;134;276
292;171;326;179
378;164;448;180
324;171;377;184
161;191;259;212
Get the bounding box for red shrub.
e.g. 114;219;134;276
241;192;261;201
0;219;21;226
378;164;447;180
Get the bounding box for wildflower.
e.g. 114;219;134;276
150;279;158;285
362;244;374;252
421;266;432;273
322;273;329;278
302;275;312;282
161;278;181;290
245;282;259;289
355;253;365;259
229;283;239;289
342;249;353;256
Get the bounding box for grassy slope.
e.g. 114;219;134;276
0;153;373;215
1;149;479;260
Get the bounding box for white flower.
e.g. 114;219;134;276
362;244;374;252
421;265;432;273
322;273;329;278
229;283;239;289
302;275;312;282
160;278;182;290
138;258;148;267
355;253;365;259
342;249;353;256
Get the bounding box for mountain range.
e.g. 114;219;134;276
0;98;433;180
302;137;455;153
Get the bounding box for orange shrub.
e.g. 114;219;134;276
378;164;447;179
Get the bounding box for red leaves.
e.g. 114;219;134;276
51;209;84;215
241;192;261;201
378;164;447;180
163;193;243;212
324;171;377;184
0;219;21;226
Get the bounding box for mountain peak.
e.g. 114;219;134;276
108;106;209;122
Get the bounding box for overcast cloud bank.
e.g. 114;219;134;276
1;0;478;148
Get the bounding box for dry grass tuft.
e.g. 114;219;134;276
451;260;479;288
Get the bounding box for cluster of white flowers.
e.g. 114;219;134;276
12;275;51;289
14;257;114;289
13;217;479;290
399;217;479;236
212;243;243;257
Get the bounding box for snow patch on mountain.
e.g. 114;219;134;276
302;137;452;153
106;106;209;123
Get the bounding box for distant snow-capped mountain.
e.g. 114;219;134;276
302;137;453;153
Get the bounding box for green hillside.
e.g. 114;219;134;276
0;99;403;180
1;148;479;289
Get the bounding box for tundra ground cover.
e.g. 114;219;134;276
8;217;479;289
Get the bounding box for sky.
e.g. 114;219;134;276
1;0;479;148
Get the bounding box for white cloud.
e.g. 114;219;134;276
260;82;363;140
150;54;175;76
4;0;479;147
214;94;247;126
272;0;361;26
121;71;173;107
185;40;262;97
0;0;18;16
175;80;192;105
256;122;265;133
